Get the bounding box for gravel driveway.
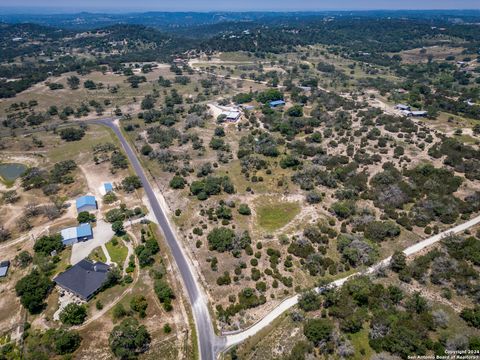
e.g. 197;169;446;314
70;219;114;265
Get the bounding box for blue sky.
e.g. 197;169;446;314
1;0;479;12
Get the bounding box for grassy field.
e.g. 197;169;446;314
105;238;128;267
255;198;301;232
47;124;118;163
89;246;107;263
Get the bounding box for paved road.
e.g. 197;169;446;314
224;214;480;348
94;119;222;359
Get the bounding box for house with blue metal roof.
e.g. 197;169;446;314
76;195;97;213
269;100;286;108
61;223;93;246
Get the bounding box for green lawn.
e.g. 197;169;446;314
89;246;107;263
48;125;118;163
105;238;128;267
255;199;301;232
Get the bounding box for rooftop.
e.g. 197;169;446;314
61;223;93;241
76;195;96;209
104;183;113;192
0;260;10;277
54;259;110;300
269;100;286;106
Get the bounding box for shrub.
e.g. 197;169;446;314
59;128;85;142
364;221;400;242
130;295;148;318
238;203;251;215
331;200;356;219
109;318;151;359
170;175;186;189
77;211;96;223
461;306;480;328
303;318;333;346
33;234;64;255
52;329;82;355
60;303;87;325
298;290;322;312
122;175;142;192
207;227;235;252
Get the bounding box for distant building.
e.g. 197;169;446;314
54;259;110;301
298;86;312;92
395;104;411;111
0;261;10;278
269;100;286;108
241;105;255;111
76;195;97;213
410;111;428;117
222;111;241;122
61;223;93;246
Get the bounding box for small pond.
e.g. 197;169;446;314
0;163;28;182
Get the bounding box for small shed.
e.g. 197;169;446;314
0;261;10;277
99;182;114;195
76;195;97;213
269;100;286;108
61;223;93;246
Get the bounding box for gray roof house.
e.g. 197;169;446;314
54;259;110;301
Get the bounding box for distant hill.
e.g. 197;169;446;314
0;10;479;32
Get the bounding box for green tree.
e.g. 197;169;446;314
304;318;333;346
15;269;53;314
77;211;96;224
109;318;151;359
112;221;125;236
60;303;87;325
33;234;64;255
298;290;322;312
53;329;82;355
154;279;175;311
460;306;480;328
207;227;235;252
238;203;251;215
169;175;186;189
287;104;304;117
67;76;80;90
122;176;142;192
59;127;85;142
391;250;407;273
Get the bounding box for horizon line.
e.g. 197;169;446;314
1;8;480;15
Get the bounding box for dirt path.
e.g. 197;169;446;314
223;213;480;348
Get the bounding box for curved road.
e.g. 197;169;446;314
93;119;223;359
